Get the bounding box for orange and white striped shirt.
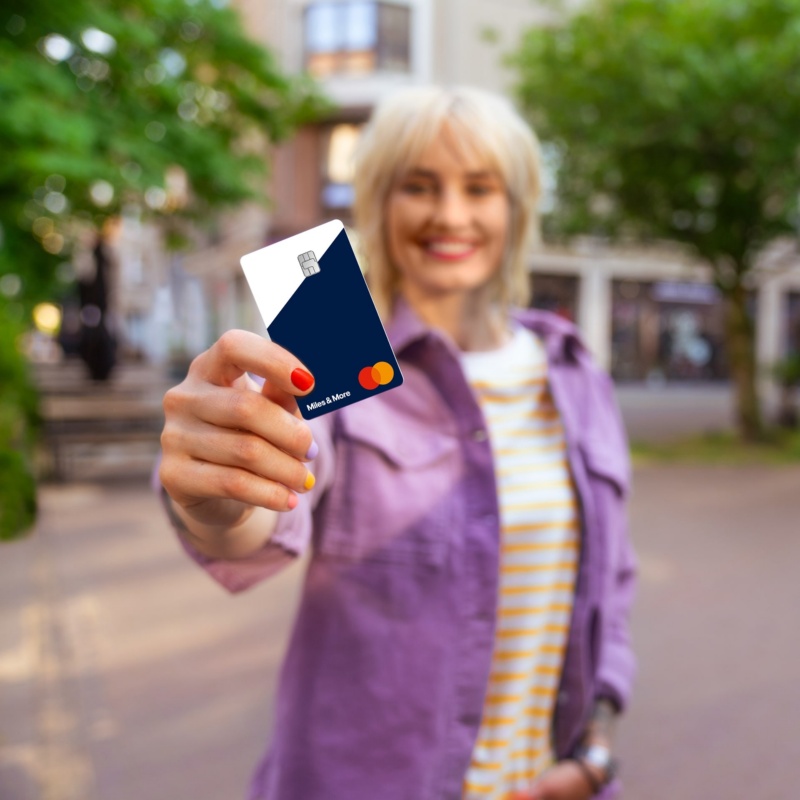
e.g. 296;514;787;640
460;324;580;800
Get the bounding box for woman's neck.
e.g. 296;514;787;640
401;285;510;352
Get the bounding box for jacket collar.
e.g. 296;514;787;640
511;306;587;365
385;294;587;366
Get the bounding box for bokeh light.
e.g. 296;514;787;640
45;174;66;193
0;273;22;298
145;186;167;210
44;192;68;214
145;121;166;142
33;302;62;335
32;217;54;238
90;180;114;207
40;34;74;62
159;48;186;77
81;27;116;55
42;232;65;254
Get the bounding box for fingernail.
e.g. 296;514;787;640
303;471;316;491
287;493;299;510
305;440;319;460
291;368;314;391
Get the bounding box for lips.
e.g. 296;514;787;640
423;238;479;260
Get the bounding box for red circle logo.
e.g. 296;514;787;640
358;361;394;390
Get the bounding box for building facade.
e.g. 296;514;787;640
118;0;800;413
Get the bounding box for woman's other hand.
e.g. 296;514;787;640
159;330;318;554
511;760;599;800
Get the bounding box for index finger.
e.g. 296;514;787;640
195;329;315;396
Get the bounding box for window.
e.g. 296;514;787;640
321;122;364;209
304;1;411;77
785;292;800;357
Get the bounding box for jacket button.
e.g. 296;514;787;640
471;428;488;442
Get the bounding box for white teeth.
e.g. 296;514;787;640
426;241;475;255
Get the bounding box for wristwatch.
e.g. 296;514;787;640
574;742;617;792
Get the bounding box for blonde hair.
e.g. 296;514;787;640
352;85;542;319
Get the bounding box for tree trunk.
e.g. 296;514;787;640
777;384;798;428
723;281;763;441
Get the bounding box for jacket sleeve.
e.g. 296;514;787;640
156;414;336;594
596;507;637;712
591;369;638;712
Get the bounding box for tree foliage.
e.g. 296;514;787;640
0;0;326;540
0;296;39;540
510;0;800;438
0;0;326;306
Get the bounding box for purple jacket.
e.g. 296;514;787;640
180;300;637;800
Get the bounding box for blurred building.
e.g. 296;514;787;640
116;0;800;408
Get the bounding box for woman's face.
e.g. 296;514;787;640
385;125;511;303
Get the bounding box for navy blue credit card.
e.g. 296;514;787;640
240;220;403;419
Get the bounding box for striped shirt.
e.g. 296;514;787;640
460;324;580;800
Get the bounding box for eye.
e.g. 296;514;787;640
400;180;435;196
466;182;498;197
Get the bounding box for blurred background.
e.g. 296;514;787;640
2;0;799;798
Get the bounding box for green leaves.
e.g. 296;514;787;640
0;0;328;539
0;295;39;540
511;0;800;266
0;0;328;306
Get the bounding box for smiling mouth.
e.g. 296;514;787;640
423;240;479;260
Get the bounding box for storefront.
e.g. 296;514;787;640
610;279;731;382
785;292;800;357
529;272;579;322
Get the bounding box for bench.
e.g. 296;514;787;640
34;361;171;482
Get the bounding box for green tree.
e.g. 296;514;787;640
0;296;39;540
0;0;326;539
0;0;325;306
511;0;800;440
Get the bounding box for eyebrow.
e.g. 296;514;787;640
404;167;499;180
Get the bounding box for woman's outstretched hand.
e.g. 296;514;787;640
159;330;318;537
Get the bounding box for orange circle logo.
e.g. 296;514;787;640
358;361;395;390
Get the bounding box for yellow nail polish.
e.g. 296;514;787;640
304;471;316;491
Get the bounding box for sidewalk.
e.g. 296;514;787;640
615;383;736;442
2;463;800;799
0;479;305;800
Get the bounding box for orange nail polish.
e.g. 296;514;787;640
303;471;316;491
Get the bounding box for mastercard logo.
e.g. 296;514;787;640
358;361;395;390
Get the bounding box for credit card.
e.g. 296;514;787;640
240;219;403;419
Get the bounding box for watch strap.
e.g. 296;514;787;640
571;757;603;794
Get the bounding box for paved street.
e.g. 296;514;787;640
614;384;736;442
2;463;799;800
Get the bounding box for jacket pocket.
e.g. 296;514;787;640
579;437;630;498
315;402;460;567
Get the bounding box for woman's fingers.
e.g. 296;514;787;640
163;379;316;462
193;329;315;396
164;420;315;495
160;330;320;521
160;454;300;514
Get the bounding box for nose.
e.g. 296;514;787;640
431;185;471;229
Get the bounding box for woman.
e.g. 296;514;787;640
159;86;636;800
